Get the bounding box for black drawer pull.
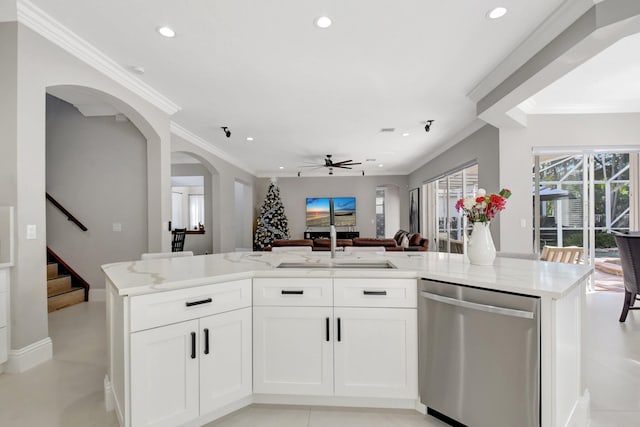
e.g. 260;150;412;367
190;332;196;359
325;317;330;342
204;328;210;355
185;298;213;307
281;290;304;295
363;290;387;296
337;318;341;342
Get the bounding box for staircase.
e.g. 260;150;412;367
47;261;85;312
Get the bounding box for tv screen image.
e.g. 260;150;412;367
306;197;356;227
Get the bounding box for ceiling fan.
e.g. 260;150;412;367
298;154;363;176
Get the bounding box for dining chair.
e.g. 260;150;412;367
171;228;187;252
614;232;640;322
540;246;583;264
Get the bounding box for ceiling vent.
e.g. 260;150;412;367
380;128;395;133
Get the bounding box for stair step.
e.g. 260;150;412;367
48;287;84;312
47;262;58;279
47;275;72;297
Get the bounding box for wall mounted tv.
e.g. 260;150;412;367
306;197;356;227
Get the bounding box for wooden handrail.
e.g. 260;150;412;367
46;193;88;231
47;247;90;301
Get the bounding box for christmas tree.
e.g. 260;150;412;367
254;181;290;250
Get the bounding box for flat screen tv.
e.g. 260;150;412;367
306;197;356;227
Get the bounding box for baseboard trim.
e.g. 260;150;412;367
252;393;418;410
90;288;106;302
6;337;53;373
566;389;591;427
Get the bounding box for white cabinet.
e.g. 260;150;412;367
118;279;252;427
252;278;418;400
0;268;9;365
130;307;252;427
200;307;252;413
334;307;417;398
131;319;199;427
253;306;333;395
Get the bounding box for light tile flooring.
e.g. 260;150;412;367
0;292;638;426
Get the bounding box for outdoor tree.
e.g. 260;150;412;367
254;181;290;250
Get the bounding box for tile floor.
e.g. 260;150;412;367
0;291;637;427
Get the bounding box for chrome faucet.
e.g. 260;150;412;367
329;199;336;259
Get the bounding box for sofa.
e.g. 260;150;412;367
264;232;429;252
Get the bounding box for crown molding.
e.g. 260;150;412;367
16;0;181;116
518;98;538;114
170;122;255;175
467;0;593;103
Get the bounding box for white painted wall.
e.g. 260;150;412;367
499;113;640;253
255;175;410;240
46;95;148;290
234;180;253;250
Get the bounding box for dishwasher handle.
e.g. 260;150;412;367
420;291;534;319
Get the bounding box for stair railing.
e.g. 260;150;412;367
46;193;88;231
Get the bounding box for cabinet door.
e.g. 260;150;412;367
130;319;199;427
200;307;252;414
253;306;333;395
334;307;417;399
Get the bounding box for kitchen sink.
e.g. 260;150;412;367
276;260;396;269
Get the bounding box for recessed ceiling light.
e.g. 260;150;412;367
378;164;384;168
246;137;254;141
315;16;332;29
402;132;410;137
487;7;507;19
279;166;284;170
157;26;176;38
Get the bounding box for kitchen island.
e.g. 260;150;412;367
102;251;592;427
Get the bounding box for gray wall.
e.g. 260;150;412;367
408;125;501;248
255;175;410;240
171;163;213;255
46;95;148;290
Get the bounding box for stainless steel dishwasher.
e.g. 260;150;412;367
418;279;540;427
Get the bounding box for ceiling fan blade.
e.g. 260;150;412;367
335;162;361;166
334;165;353;169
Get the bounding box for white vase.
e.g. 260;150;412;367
466;222;496;265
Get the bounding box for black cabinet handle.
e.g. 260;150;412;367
204;328;210;355
281;290;304;295
363;290;387;296
186;298;213;307
325;317;330;342
337;318;341;342
190;332;196;359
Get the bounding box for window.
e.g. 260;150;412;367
189;194;204;230
171;175;205;231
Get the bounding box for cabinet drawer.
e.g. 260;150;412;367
334;278;417;308
130;279;252;332
253;278;332;306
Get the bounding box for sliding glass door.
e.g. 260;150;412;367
533;150;636;266
425;164;478;254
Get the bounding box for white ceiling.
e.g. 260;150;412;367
32;0;569;176
521;32;640;115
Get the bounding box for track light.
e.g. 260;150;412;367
424;120;434;133
221;126;231;138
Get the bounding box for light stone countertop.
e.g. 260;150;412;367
101;251;593;299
